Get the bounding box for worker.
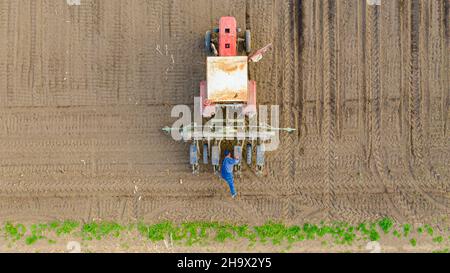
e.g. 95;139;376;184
221;149;240;198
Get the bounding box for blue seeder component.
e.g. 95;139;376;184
190;144;198;165
211;146;220;166
246;143;252;165
256;145;264;166
203;144;208;164
234;146;242;162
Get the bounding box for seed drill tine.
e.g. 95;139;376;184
203;143;208;164
234;145;242;177
190;143;199;174
211;145;220;174
256;144;265;175
246;143;252;166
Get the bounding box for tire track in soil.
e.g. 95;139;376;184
279;0;298;192
0;0;8;107
367;3;385;186
322;0;337;219
29;0;38;106
333;0;372;218
405;0;450;214
376;1;438;221
357;0;369;213
386;0;424;221
291;0;302;192
393;1;449;219
5;0;19;107
445;0;450;137
378;0;416;221
365;1;406;221
293;0;320;198
308;0;327;199
418;0;432;177
409;0;425;170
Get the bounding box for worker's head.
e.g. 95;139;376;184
224;149;231;158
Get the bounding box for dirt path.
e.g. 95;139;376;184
0;0;448;225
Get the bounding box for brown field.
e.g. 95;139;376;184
0;0;448;234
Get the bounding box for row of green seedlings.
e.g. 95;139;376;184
1;221;130;245
0;218;448;251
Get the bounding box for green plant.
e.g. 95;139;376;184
56;221;79;236
25;223;49;245
378;218;394;234
4;223;26;241
254;222;290;245
432;236;443;244
215;224;235;243
369;229;380;242
432;248;449;253
81;221;125;240
402;224;411;237
424;224;434;236
25;235;39;245
138;221;174;242
417;227;424;234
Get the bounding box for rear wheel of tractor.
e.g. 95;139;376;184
205;31;212;54
245;30;251;53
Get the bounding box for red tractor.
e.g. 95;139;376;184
163;17;283;175
196;16;276;174
201;16;256;118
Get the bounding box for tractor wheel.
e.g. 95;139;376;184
245;30;251;53
205;31;212;53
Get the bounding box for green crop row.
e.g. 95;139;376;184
1;218;448;250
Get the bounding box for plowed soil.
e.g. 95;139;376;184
0;0;448;226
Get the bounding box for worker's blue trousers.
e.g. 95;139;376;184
221;174;236;196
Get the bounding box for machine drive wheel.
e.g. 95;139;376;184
205;31;212;53
245;30;251;53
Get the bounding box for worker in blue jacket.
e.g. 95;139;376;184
221;149;240;198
